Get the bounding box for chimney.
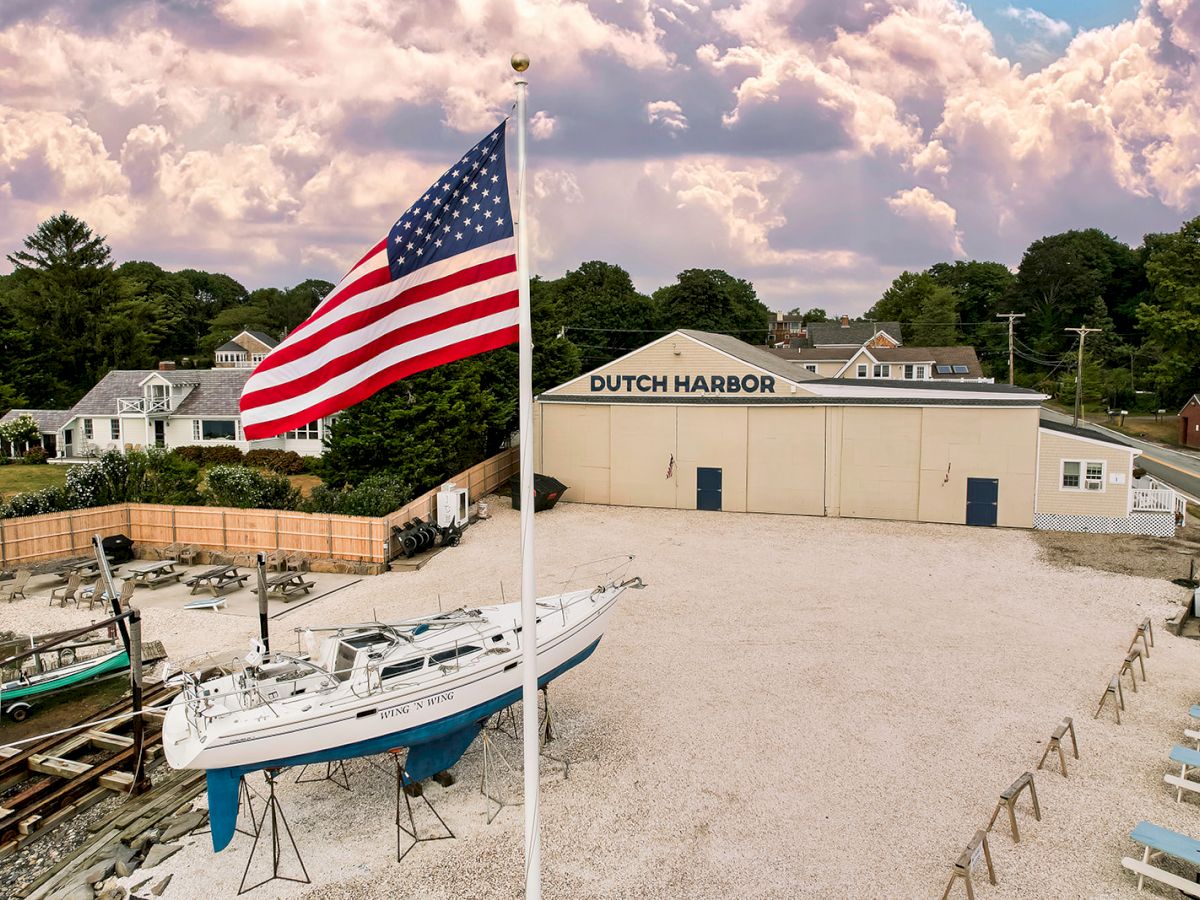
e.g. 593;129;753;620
158;361;177;371
839;315;850;327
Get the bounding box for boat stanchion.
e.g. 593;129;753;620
238;768;309;895
295;759;351;791
390;750;454;862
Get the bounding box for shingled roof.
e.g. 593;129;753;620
806;320;902;347
0;408;72;432
66;369;252;419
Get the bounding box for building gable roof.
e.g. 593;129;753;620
65;369;252;420
243;330;279;348
1180;394;1200;415
677;329;822;384
0;408;72;432
216;340;246;354
806;321;902;347
1038;417;1138;452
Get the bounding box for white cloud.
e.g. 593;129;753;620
886;187;965;257
530;111;556;140
646;99;689;131
1002;6;1073;39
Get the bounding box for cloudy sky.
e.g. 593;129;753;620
0;0;1196;314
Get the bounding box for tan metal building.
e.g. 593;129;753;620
533;330;1181;535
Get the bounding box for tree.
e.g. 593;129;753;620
654;269;770;341
1009;229;1135;356
543;261;660;369
201;305;276;356
908;285;960;346
4;212;132;405
788;307;828;323
1138;216;1200;404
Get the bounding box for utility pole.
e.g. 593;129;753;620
996;313;1025;385
1065;326;1102;427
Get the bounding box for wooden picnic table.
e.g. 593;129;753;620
252;571;317;601
125;559;183;589
186;564;250;597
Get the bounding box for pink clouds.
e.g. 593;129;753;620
0;1;1195;313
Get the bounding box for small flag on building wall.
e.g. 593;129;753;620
240;122;518;440
666;454;675;479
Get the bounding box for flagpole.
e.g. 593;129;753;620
512;51;540;899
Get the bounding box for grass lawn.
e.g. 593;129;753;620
0;464;71;501
1105;415;1184;447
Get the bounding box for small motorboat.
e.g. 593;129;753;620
162;575;640;852
1;647;130;721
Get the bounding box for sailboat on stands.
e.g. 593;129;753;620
162;573;640;852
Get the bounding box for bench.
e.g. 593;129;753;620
1169;745;1200;803
985;772;1041;843
145;571;183;588
1122;820;1200;896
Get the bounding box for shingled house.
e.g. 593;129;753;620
54;365;326;459
0;408;71;457
214;330;279;368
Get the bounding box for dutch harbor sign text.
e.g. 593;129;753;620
590;373;777;394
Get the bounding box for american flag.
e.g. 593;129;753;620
240;122;518;440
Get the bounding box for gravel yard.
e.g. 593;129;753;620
3;500;1196;899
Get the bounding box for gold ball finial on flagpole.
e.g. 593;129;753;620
511;52;530;73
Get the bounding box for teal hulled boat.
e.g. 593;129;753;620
1;648;130;703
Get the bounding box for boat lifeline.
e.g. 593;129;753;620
162;576;639;851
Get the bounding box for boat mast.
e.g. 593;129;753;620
512;50;541;900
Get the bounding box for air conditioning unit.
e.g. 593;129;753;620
436;482;469;528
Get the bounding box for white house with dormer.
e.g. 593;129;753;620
54;363;327;459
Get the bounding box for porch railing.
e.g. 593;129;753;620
117;396;171;414
1131;487;1175;513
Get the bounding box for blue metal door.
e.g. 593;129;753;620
697;467;722;511
966;478;998;526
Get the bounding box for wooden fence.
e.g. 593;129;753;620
0;447;519;569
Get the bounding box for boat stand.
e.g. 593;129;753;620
238;768;310;895
295;759;351;791
480;725;523;824
391;751;454;862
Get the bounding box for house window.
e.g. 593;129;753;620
110;419;120;441
915;365;927;379
903;364;914;379
192;420;201;441
952;365;970;374
803;364;818;374
873;364;890;378
83;419;93;440
201;420;236;440
285;420;320;440
935;364;952;374
856;364;868;378
1062;460;1105;492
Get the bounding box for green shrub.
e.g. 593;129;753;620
203;465;301;510
174;445;245;465
22;446;48;464
0;484;73;519
306;473;411;517
244;448;306;474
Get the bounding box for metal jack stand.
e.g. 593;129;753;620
488;703;519;739
480;725;523;824
238;769;310;895
392;751;454;861
539;686;569;779
295;759;351;791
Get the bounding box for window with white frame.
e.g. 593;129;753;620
803;363;818;373
110;419;120;440
83;418;93;440
873;364;890;378
915;365;927;379
856;364;868;378
1062;460;1105;491
201;420;236;440
285;420;320;440
192;420;201;440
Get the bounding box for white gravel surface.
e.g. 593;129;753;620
4;500;1196;898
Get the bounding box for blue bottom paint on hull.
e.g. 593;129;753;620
205;636;603;851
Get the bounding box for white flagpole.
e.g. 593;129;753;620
511;51;540;899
